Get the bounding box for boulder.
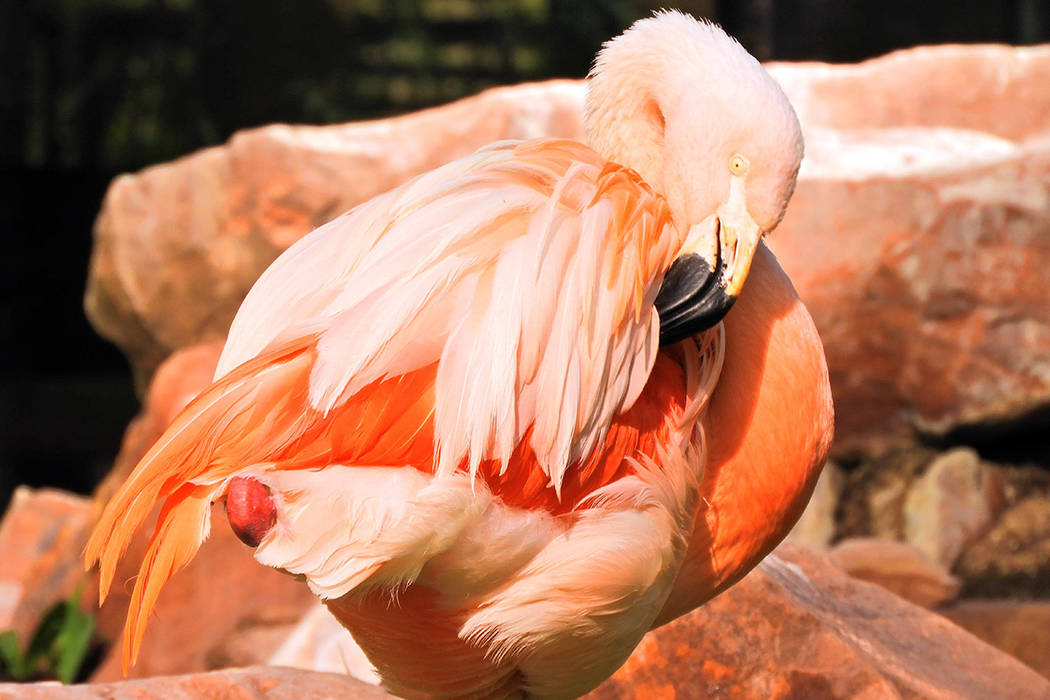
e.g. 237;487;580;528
827;538;960;608
87;343;315;681
84;82;586;392
0;488;93;645
901;448;1002;567
0;665;391;699
591;543;1050;699
85;44;1050;454
954;494;1050;598
939;600;1050;680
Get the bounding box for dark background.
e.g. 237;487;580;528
1;0;1046;511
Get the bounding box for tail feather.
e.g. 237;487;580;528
83;336;318;668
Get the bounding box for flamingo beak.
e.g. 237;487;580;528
655;180;762;346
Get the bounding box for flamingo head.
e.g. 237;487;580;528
585;11;804;344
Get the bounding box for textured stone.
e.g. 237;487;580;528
902;448;1002;567
87;342;315;681
939;600;1050;680
767;44;1050;141
770;130;1050;456
85;82;585;391
86;44;1050;453
955;494;1050;598
0;665;392;699
0;488;93;644
93;342;224;507
785;460;842;548
591;543;1050;700
836;448;936;542
828;537;960;608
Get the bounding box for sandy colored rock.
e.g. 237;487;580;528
87;342;315;681
85;44;1050;454
85;81;586;391
768;44;1050;142
0;488;93;644
955;494;1050;598
591;543;1050;700
939;600;1050;680
0;665;392;699
94;342;224;508
836;448;935;541
828;537;960;608
785;460;842;548
902;448;1002;567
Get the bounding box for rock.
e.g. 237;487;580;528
785;460;842;548
87;342;315;680
767;44;1050;142
268;603;381;686
0;665;392;699
93;342;224;508
836;448;935;542
828;537;960;608
939;600;1050;680
770;129;1050;457
902;448;1002;567
954;494;1050;598
85;81;586;391
591;543;1050;699
86;44;1050;449
0;488;93;644
87;500;316;681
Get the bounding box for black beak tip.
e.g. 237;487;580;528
655;254;737;347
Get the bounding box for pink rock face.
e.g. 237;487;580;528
0;488;93;645
87;343;316;681
827;537;960;608
0;665;392;699
85;82;585;391
590;544;1050;700
939;600;1050;680
84;44;1050;456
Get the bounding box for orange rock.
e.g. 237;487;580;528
84;82;585;391
85;45;1050;456
828;537;960;608
0;488;93;645
0;665;392;699
591;544;1050;699
87;342;316;681
768;44;1050;141
939;600;1050;680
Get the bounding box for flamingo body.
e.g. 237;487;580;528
86;12;832;699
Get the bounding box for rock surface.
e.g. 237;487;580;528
939;600;1050;680
954;494;1050;598
592;544;1050;699
84;81;585;391
0;488;93;644
828;537;960;608
0;666;391;699
902;448;1002;567
84;44;1050;454
87;343;315;681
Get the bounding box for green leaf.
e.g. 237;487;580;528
0;630;27;679
53;607;95;684
23;600;69;673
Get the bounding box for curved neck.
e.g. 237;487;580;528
655;243;834;626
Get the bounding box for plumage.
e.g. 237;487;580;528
86;11;832;699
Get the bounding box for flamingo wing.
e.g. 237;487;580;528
85;137;694;668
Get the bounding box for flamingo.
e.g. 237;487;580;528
86;11;832;699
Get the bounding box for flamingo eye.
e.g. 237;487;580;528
729;154;749;176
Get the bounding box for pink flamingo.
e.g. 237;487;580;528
87;11;832;698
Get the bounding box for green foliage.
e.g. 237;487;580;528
0;588;96;684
